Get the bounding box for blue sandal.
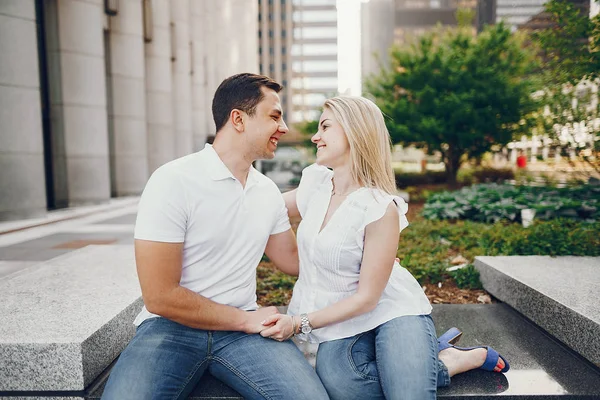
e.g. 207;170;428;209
438;328;510;373
437;327;463;346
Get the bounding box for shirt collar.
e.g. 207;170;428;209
205;144;260;186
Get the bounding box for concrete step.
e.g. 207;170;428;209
475;256;600;369
85;304;600;400
0;245;142;392
3;248;599;399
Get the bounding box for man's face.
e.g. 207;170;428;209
243;87;288;160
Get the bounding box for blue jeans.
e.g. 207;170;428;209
101;317;329;400
316;314;451;400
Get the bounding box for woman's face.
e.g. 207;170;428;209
311;108;351;168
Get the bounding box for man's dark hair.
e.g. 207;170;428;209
212;73;283;132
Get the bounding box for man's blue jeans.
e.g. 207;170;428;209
101;317;329;400
315;314;451;400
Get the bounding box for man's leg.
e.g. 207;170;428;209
375;315;439;400
101;317;210;400
208;331;329;400
315;331;384;400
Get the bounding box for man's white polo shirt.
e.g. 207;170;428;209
133;144;291;326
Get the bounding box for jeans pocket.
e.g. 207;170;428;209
347;333;379;382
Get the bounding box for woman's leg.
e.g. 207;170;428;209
375;315;439;400
316;331;385;400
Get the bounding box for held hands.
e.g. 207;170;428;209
243;306;279;334
259;313;297;342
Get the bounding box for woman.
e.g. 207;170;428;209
259;96;508;399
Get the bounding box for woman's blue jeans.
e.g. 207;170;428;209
316;314;451;400
101;317;329;400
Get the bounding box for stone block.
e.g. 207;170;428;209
57;0;104;56
0;153;47;216
63;105;110;156
0;14;40;87
112;117;148;157
145;56;172;93
475;256;600;368
60;53;106;107
109;33;145;79
111;76;146;118
108;0;143;36
0;0;36;20
85;304;600;399
0;245;142;391
146;91;173;126
66;156;111;204
144;25;171;58
0;86;43;153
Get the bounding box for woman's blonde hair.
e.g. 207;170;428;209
323;96;397;195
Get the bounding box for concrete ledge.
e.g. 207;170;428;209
86;304;600;399
475;256;600;368
0;245;142;391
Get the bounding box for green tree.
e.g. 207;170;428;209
533;0;600;85
527;0;600;174
366;23;538;184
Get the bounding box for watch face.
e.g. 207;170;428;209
301;325;311;334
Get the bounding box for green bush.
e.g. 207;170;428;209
423;183;599;223
452;264;483;290
398;218;600;287
395;171;448;187
473;167;515;183
478;219;600;256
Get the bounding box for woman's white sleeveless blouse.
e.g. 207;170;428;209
287;164;432;343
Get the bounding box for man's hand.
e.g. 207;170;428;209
259;313;296;341
242;306;279;334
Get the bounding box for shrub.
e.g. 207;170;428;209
395;171;448;187
473;167;514;183
478;219;600;256
422;183;599;223
452;264;483;290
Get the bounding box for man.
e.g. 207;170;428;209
102;73;328;399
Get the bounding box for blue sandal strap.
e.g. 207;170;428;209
481;346;500;371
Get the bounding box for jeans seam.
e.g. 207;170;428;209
172;358;209;400
423;315;440;390
212;356;273;400
347;333;379;382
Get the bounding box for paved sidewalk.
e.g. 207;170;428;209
0;199;140;280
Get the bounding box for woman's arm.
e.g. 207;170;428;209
282;189;300;219
261;202;400;340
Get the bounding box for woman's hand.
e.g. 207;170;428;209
259;313;296;341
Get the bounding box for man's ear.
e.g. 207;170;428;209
230;109;245;132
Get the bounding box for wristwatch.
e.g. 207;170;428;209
300;313;313;334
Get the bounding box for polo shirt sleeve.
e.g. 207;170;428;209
271;192;292;235
134;166;188;243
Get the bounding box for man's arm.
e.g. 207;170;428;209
282;189;300;219
263;229;299;276
135;239;277;332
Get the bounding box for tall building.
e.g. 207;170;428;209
258;0;294;133
361;0;496;79
495;0;547;29
291;0;338;123
259;0;338;135
361;0;395;81
0;0;258;221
